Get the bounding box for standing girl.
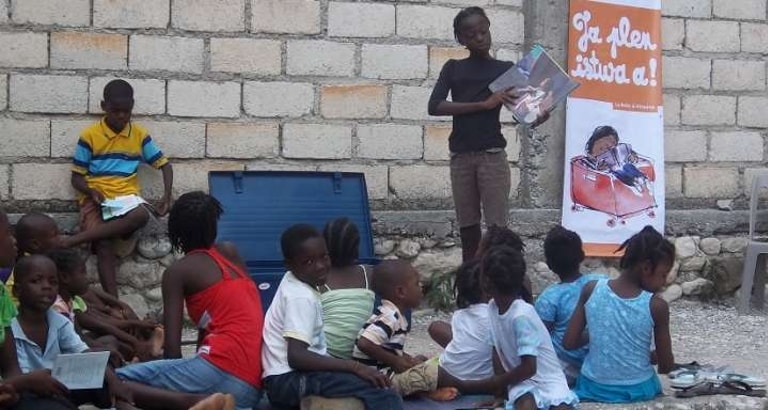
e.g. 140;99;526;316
429;7;548;262
482;246;576;409
564;226;675;403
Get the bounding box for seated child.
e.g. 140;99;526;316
534;226;607;384
353;260;459;400
482;245;577;410
585;125;647;191
428;260;493;381
261;224;403;410
46;248;162;361
5;213;61;303
564;226;675;403
11;255;227;410
61;79;173;298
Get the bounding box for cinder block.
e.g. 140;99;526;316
283;124;352;159
243;82;314;117
429;47;469;79
495;48;521;62
51;32;127;70
357;124;422;160
509;167;521;199
741;23;768;54
362;44;428;80
173;0;245;31
0;2;6;24
11;0;90;26
662;18;685;50
501;126;521;162
0;165;8;200
10;75;88;114
487;9;524;44
396;5;458;40
287;40;355;77
681;95;736;126
0;32;48;68
94;0;170;28
89;77;166;115
686;20;739;53
139;121;207;158
683;167;739;198
712;60;765;91
738;96;768;128
0;75;6;111
12;163;75;200
129;35;204;74
320;85;387;119
662;56;710;89
206;123;279;159
495;0;522;5
709;131;763;162
431;0;490;5
666;165;683;198
328;2;395;38
664;94;681;126
0;119;50;157
662;0;712;18
168;81;241;118
316;163;388;200
664;130;707;162
51;120;94;158
714;0;766;20
391;86;445;121
210;38;281;75
390;165;451;199
251;0;320;34
424;125;451;161
157;161;244;197
743;168;768;196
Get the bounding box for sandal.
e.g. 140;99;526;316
675;381;767;398
710;373;766;388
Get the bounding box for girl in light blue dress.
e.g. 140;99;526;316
564;225;676;403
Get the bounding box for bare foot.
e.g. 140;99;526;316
115;400;142;410
150;326;165;357
222;393;235;410
189;393;226;410
425;387;459;401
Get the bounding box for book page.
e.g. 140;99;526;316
52;351;110;390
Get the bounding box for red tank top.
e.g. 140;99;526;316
185;247;264;387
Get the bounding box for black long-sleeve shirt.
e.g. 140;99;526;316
428;56;515;154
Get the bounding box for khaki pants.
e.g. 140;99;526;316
450;150;511;228
391;357;439;397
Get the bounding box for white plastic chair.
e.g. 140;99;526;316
738;172;768;313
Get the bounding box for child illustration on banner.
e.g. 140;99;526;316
569;125;657;228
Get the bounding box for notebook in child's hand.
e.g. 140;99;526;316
101;194;148;220
52;351;110;390
489;44;579;125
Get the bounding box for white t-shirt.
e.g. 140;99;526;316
488;299;573;405
262;271;327;378
439;303;494;380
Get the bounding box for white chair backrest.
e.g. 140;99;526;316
749;172;768;240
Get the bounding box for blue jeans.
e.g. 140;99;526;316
116;355;262;409
264;371;403;410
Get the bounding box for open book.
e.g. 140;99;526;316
489;44;579;125
101;194;148;220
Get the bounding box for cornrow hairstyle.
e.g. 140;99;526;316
453;6;490;43
544;225;585;277
482;226;526;253
103;79;134;102
585;125;619;154
481;245;527;298
168;191;223;253
323;217;360;268
454;259;483;309
45;248;82;276
617;225;675;272
281;224;322;261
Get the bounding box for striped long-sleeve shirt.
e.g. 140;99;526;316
352;299;409;372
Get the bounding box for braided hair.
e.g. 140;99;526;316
453;6;490;43
544;225;585;278
323;218;360;268
480;225;525;254
45;248;83;276
168;191;223;253
454;259;483;309
480;245;527;299
617;225;675;272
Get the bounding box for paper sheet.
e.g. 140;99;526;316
52;351;110;390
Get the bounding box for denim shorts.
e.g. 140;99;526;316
116;355;262;409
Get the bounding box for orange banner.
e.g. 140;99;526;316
568;0;662;112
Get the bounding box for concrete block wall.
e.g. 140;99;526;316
0;0;765;213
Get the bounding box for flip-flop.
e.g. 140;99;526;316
676;381;767;398
675;381;719;398
709;373;766;388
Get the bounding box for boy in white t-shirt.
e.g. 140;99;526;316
261;224;403;410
